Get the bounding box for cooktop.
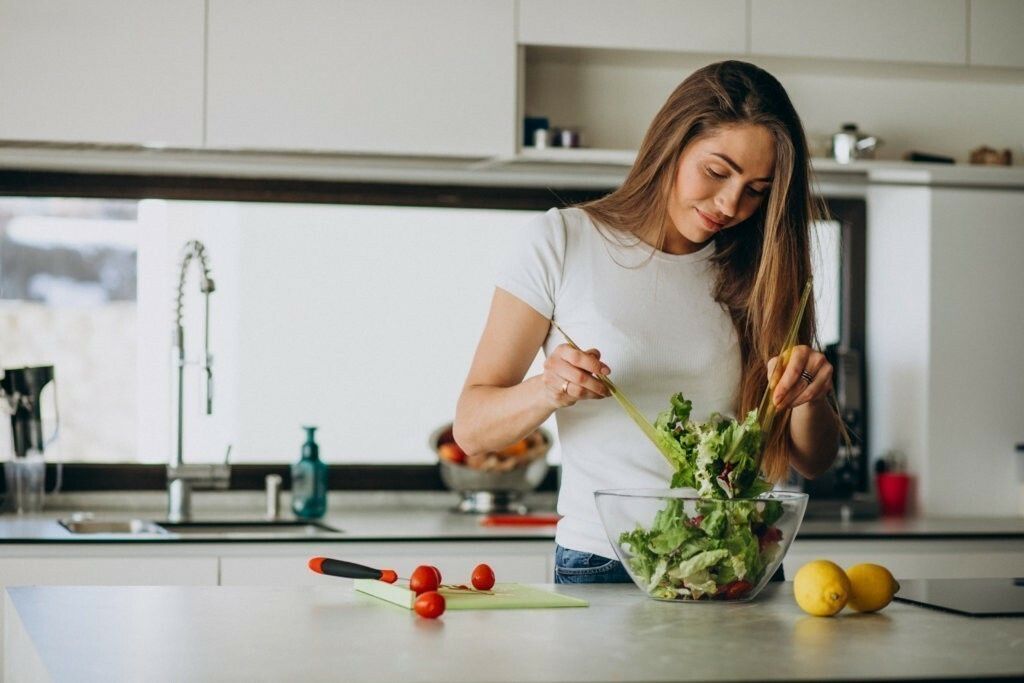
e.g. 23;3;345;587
894;578;1024;617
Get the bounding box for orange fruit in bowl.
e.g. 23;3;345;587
437;442;467;464
497;438;529;457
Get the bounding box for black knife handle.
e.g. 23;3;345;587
309;557;383;580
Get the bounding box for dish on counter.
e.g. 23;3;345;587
596;488;807;601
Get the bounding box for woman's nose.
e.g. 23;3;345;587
715;189;740;218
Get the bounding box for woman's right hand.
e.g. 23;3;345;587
542;344;611;408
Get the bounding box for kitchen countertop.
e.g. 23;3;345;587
5;582;1023;682
2;491;1024;543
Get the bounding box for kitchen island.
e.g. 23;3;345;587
5;582;1023;682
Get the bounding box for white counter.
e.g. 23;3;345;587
2;491;1024;544
5;582;1023;682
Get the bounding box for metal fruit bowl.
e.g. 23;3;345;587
430;423;552;514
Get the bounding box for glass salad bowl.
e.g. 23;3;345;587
595;488;808;602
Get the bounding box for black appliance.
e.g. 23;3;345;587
1;365;57;458
800;199;873;514
895;578;1024;617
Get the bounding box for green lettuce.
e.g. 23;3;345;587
616;392;787;600
653;392;768;499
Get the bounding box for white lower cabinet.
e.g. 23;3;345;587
218;541;555;586
784;538;1024;579
0;556;219;588
0;554;219;663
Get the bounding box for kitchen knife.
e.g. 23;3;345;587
308;557;398;583
480;514;561;526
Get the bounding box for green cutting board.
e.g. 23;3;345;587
354;580;588;610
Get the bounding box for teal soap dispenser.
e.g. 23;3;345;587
291;426;327;519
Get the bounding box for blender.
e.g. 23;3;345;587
0;365;59;513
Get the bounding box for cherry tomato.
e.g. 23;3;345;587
725;581;754;600
757;526;783;551
428;565;442;585
413;591;446;619
409;565;439;595
471;563;495;591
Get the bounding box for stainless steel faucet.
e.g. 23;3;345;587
167;240;230;523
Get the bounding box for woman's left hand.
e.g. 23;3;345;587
767;345;833;410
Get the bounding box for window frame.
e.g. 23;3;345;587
1;170;865;491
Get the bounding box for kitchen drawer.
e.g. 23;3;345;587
0;555;218;667
784;538;1024;579
0;556;218;587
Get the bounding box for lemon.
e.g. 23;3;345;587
846;563;900;613
794;560;851;616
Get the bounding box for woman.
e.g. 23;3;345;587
454;61;841;584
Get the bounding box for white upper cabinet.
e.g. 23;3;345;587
970;0;1024;68
206;0;517;157
518;0;746;54
0;0;205;146
750;0;968;65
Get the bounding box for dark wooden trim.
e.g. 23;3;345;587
30;462;560;493
0;170;608;210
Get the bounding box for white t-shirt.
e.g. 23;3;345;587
496;207;742;558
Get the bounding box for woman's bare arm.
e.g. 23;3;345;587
453;288;608;456
787;398;840;479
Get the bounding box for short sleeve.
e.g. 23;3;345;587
494;208;567;319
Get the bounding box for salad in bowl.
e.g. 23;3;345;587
595;393;808;602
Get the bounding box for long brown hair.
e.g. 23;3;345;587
580;60;838;482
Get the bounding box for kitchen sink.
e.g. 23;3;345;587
59;519;168;535
158;521;341;537
59;518;341;537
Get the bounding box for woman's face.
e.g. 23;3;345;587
664;124;776;254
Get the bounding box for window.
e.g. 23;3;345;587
0;198;138;462
1;197;554;465
0;188;861;474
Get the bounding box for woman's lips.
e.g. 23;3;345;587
695;208;726;231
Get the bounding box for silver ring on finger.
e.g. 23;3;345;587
800;370;814;385
561;379;570;395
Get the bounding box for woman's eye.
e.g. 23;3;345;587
705;165;768;197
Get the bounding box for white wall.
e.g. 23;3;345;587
526;48;1024;164
866;186;932;509
867;185;1024;516
927;188;1024;515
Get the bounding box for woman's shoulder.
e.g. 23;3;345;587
528;206;603;241
554;206;599;231
518;207;594;243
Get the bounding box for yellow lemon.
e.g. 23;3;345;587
846;563;900;613
794;560;851;616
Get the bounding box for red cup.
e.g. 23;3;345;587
876;472;912;517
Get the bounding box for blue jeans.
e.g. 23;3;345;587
552;543;787;585
553;544;633;584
